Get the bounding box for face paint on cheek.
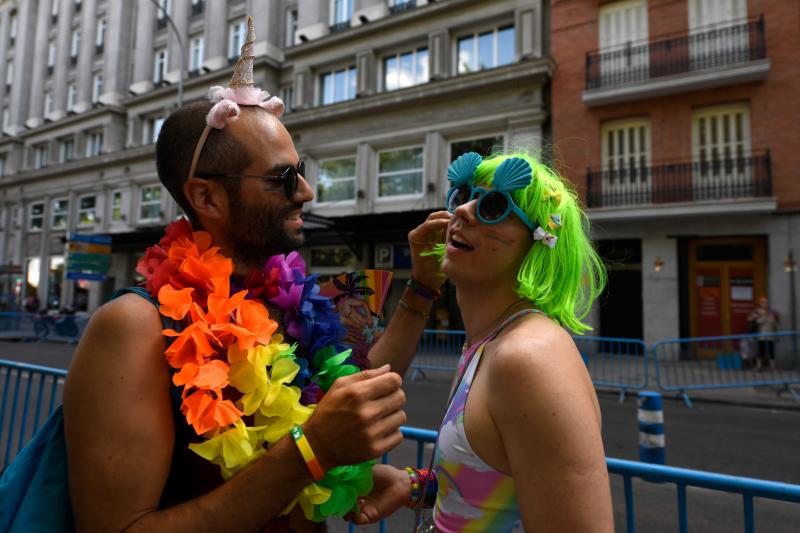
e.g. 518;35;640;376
486;233;515;247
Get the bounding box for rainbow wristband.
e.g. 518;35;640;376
290;425;325;482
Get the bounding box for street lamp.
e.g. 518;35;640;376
148;0;185;108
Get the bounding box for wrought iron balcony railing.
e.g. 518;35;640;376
329;20;351;33
585;151;771;208
586;16;766;90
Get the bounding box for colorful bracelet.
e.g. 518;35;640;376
416;468;438;509
290;425;325;482
407;277;441;301
405;467;422;509
397;298;429;320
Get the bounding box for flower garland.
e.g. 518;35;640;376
136;219;373;521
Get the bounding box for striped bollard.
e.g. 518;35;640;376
638;391;665;464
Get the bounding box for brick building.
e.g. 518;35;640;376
551;0;800;343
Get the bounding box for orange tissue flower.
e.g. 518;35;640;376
158;285;195;320
181;389;242;435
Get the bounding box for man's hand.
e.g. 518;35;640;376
303;365;406;469
350;465;410;525
408;211;450;289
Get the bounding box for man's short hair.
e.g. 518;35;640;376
155;100;251;226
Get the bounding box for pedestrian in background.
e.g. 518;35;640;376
748;296;779;371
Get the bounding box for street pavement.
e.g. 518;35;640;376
2;341;799;532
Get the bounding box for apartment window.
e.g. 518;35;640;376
51;198;69;230
34;144;50;169
191;0;205;16
111;191;123;221
95;17;106;54
67;82;77;111
384;48;428;91
378;147;423;198
692;104;751;182
9;12;16;46
44;91;53;116
143;116;165;144
330;0;353;26
139;185;162;221
48;41;57;74
688;0;748;66
321;66;357;105
317;157;356;203
450;136;504;161
285;10;298;47
279;86;294;113
2;107;9;131
157;0;172;19
51;0;60;18
59;137;75;163
0;155;6;177
189;36;204;73
598;1;649;79
85;131;103;157
154;48;168;83
74;0;82;12
457;25;515;74
601;119;651;188
5;60;13;90
78;195;97;226
29;202;44;231
228;19;246;60
91;73;103;104
70;29;81;63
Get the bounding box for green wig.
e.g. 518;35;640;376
434;151;606;334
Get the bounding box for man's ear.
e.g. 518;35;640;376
183;177;228;221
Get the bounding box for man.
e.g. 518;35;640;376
62;20;448;532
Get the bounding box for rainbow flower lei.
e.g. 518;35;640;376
136;219;373;521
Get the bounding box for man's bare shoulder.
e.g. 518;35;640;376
66;292;169;389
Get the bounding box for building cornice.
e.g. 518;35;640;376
283;59;552;128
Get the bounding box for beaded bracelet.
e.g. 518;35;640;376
407;277;441;301
405;467;438;509
397;298;429;320
405;467;423;509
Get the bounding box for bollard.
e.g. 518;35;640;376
638;391;665;464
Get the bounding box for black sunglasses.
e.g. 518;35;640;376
195;161;305;198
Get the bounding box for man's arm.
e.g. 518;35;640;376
64;294;406;532
369;211;450;375
488;325;614;532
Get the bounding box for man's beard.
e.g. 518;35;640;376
224;194;305;268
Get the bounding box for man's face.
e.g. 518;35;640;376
222;110;314;266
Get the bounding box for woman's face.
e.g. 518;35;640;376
441;192;533;289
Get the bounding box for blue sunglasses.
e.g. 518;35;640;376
445;153;535;231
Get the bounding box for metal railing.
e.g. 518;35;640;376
652;331;800;406
389;0;416;15
586;16;766;90
574;336;649;400
329;20;351;33
410;329;466;379
0;312;88;343
0;360;66;469
586;152;772;208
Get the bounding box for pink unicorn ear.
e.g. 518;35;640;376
259;96;285;118
206;99;240;129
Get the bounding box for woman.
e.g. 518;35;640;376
355;151;613;531
748;296;779;371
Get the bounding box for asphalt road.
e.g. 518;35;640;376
2;342;799;532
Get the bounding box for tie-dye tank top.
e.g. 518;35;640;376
433;308;543;532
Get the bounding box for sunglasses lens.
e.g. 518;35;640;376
447;185;472;212
479;191;509;222
284;161;303;197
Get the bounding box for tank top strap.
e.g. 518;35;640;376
483;307;545;344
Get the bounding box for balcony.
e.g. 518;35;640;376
389;0;416;15
585;151;772;209
584;16;769;106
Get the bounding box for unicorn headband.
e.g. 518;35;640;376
186;16;285;182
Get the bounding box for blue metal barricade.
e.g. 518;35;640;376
0;359;67;469
410;329;466;379
0;312;88;343
573;336;650;400
652;331;800;405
